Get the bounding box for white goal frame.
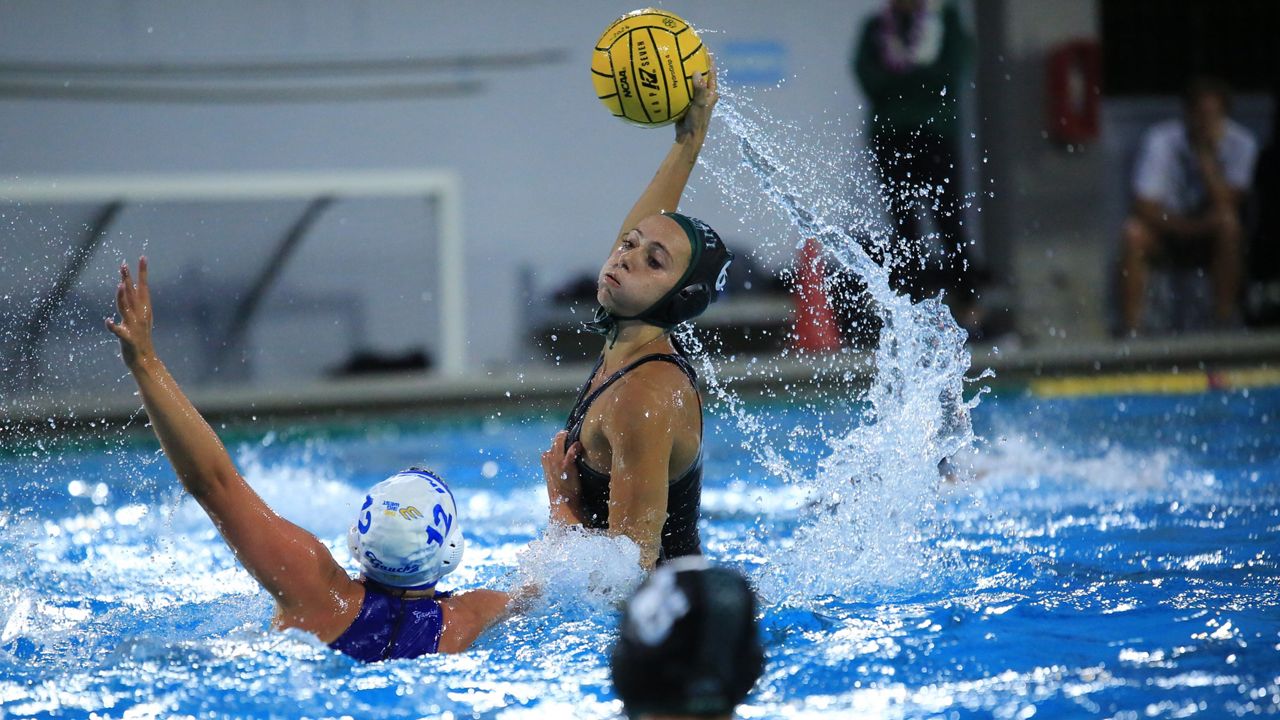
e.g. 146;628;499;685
0;170;467;376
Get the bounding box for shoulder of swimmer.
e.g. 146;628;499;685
596;362;700;462
593;360;698;428
436;589;513;653
273;573;367;644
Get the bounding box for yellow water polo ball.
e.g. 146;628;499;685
591;8;710;127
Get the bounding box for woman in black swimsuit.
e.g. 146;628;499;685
541;60;732;569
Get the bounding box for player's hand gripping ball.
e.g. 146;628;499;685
592;8;710;127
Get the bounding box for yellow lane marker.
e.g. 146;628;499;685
1030;367;1280;398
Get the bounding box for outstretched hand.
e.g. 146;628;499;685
542;430;583;524
675;54;718;147
105;257;155;370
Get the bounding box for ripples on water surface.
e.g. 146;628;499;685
1;388;1277;719
2;83;1277;718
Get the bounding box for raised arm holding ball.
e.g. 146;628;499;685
545;10;733;570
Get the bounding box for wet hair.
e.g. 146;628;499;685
610;559;765;718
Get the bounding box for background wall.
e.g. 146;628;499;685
5;1;1276;399
2;0;913;391
973;0;1107;342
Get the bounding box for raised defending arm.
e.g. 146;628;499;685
107;258;359;641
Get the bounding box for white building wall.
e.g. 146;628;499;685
0;0;928;383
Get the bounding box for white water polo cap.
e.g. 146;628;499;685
347;468;465;589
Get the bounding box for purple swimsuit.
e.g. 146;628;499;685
329;584;449;662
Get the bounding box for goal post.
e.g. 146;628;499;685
0;169;468;377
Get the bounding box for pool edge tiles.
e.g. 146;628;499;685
1029;365;1280;399
5;329;1280;429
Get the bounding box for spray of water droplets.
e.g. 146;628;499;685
682;88;990;603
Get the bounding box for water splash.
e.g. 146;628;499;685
687;92;988;602
511;524;644;614
950;431;1191;511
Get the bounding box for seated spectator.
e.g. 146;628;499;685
610;558;765;719
1120;77;1259;335
1245;87;1280;325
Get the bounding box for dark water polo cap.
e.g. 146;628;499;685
586;212;734;340
610;557;765;718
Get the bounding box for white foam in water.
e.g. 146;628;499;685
951;432;1188;509
510;524;644;615
0;589;32;645
162;445;354;531
688;91;987;603
230;444;362;540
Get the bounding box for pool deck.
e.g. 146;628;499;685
5;329;1279;434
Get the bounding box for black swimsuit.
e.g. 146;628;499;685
564;353;704;561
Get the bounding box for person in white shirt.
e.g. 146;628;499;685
1120;77;1259;335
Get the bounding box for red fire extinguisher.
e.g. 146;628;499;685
1046;40;1101;145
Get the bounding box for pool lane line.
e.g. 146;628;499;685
1029;366;1280;398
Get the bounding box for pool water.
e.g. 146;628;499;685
1;387;1278;718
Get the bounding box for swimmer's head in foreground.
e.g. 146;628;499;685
610;557;765;719
588;211;734;344
348;467;466;592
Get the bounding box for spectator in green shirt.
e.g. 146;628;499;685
854;0;984;330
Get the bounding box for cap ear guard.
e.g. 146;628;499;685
660;281;711;326
439;527;465;578
347;522;361;567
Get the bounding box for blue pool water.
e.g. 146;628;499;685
1;386;1277;718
